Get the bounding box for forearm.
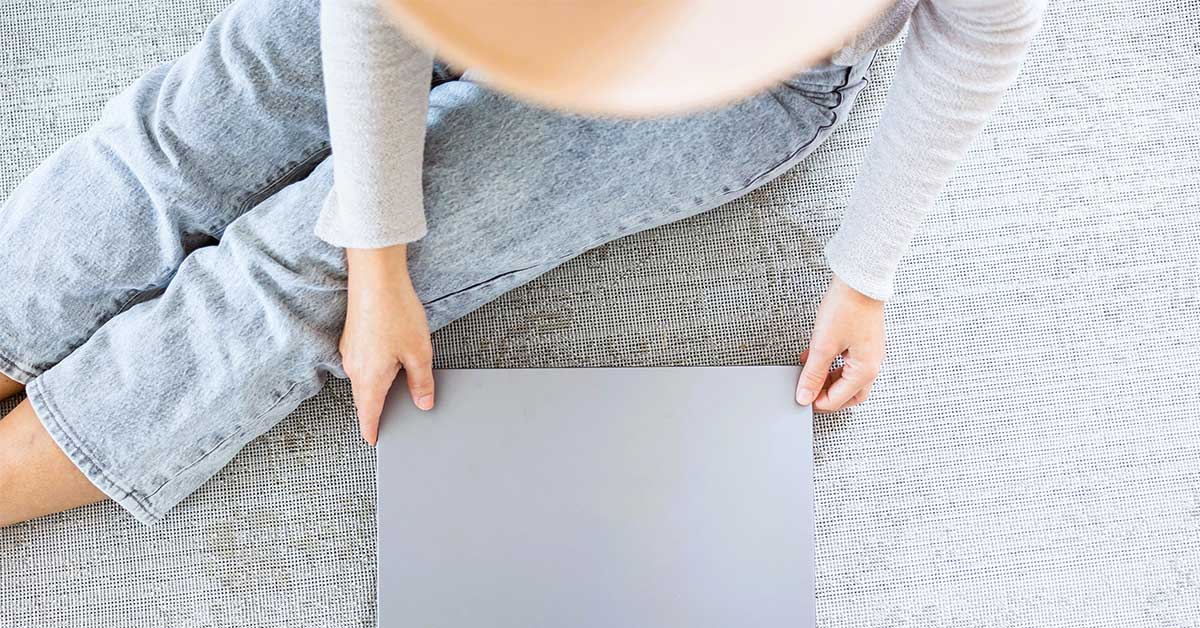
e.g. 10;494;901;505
346;244;409;280
317;0;433;248
825;0;1045;300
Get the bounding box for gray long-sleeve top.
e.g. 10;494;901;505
316;0;1045;300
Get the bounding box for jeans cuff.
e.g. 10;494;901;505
24;375;166;526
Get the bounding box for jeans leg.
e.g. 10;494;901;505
411;58;872;327
0;0;327;383
26;159;347;524
23;57;872;524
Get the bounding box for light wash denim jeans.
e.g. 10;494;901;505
0;0;872;524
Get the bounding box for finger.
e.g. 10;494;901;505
811;365;844;413
350;362;400;446
403;351;436;411
796;341;840;405
821;376;872;410
843;384;873;408
824;352;880;410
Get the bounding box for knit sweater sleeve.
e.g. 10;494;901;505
316;0;433;248
824;0;1045;300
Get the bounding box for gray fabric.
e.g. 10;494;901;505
315;0;1044;300
824;0;1044;300
317;0;433;248
2;1;1198;627
0;0;869;526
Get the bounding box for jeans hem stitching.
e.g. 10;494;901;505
25;377;165;525
139;379;303;503
0;342;37;385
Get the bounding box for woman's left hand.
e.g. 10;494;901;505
341;244;435;446
795;274;886;412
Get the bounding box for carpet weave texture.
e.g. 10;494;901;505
2;1;1199;626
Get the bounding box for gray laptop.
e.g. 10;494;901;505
377;366;813;627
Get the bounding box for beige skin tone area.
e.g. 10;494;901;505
343;245;888;447
0;244;883;528
0;381;106;527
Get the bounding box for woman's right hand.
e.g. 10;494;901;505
340;244;435;446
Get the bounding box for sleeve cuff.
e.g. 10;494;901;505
823;232;897;302
314;188;428;249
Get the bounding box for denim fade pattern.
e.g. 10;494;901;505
0;0;872;524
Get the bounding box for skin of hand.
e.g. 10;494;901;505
795;274;886;412
342;244;435;445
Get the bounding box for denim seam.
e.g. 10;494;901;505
25;376;163;523
0;341;37;384
423;265;541;307
29;369;304;524
739;63;855;194
111;262;181;316
111;287;147;317
221;143;332;233
140;378;304;503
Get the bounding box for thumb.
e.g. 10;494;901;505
403;357;436;411
796;343;838;406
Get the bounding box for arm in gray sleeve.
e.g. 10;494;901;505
316;0;434;248
824;0;1045;300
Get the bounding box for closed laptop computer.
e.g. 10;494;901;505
376;366;813;627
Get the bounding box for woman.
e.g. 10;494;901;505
0;0;1042;526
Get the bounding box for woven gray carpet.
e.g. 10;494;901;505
3;1;1199;626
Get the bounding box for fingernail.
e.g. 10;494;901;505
416;395;434;411
796;388;814;405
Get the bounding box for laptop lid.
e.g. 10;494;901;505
377;366;813;627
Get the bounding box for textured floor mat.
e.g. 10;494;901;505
2;1;1199;626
